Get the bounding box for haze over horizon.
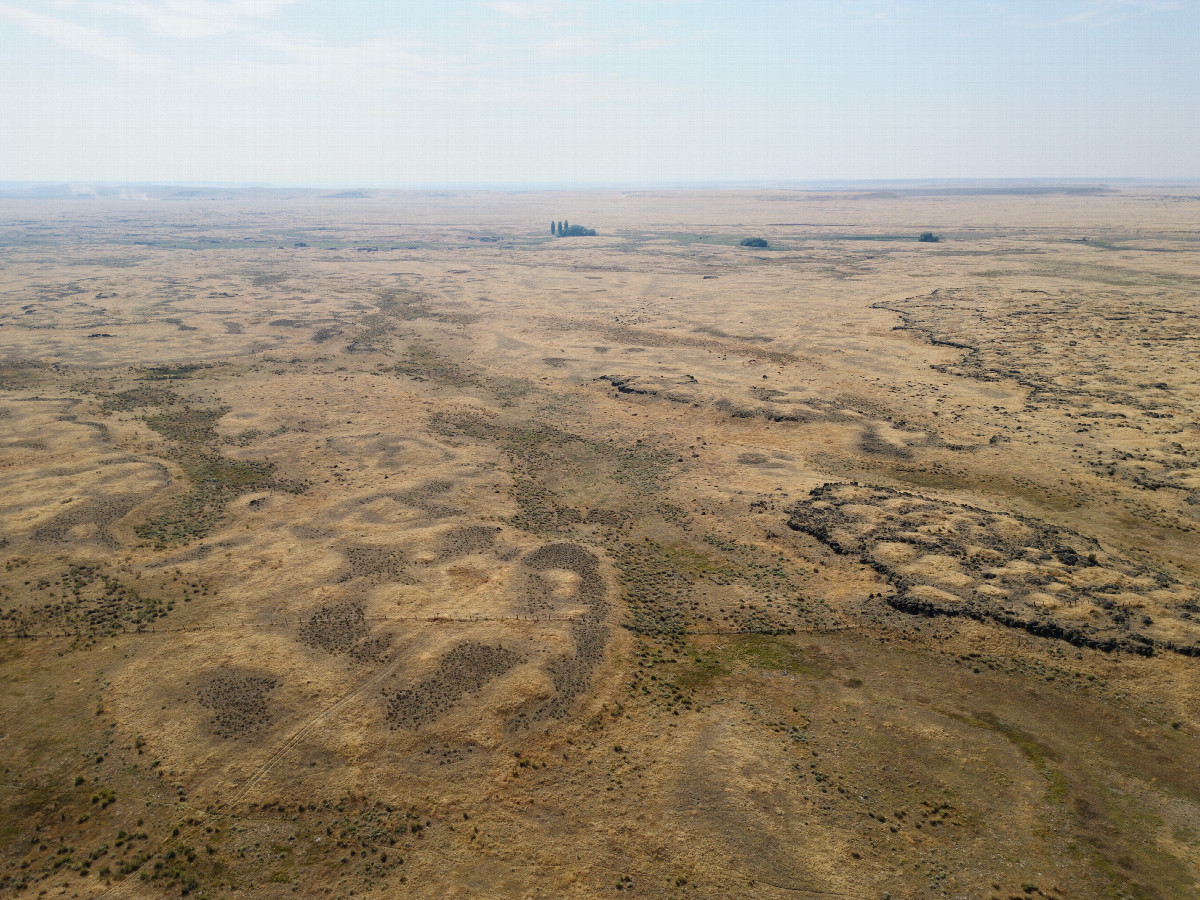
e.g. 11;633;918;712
2;0;1197;186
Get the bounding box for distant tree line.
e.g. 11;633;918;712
551;220;597;237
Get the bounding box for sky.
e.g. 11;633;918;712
1;0;1197;185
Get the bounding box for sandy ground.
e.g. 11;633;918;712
1;185;1199;900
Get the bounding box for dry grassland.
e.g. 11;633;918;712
1;186;1199;900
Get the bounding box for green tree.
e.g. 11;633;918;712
551;221;556;234
918;232;939;243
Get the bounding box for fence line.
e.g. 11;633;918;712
1;617;871;641
0;613;587;639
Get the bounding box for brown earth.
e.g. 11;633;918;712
1;187;1199;899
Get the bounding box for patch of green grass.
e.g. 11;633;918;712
654;543;717;576
671;648;730;692
948;712;1069;803
724;634;826;676
614;539;705;635
432;411;675;535
140;364;207;380
947;711;1197;900
135;454;302;549
99;384;175;412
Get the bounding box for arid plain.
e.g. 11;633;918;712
1;186;1199;900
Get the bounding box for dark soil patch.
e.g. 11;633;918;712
390;343;480;388
350;633;393;662
437;525;500;559
583;508;626;527
393;480;462;518
385;642;522;729
512;543;611;725
100;387;307;548
858;426;913;460
523;543;605;606
336;544;414;585
298;601;369;654
737;452;770;465
197;670;278;739
429;414;674;529
32;493;149;547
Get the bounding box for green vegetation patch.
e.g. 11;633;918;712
135;454;298;549
140;363;209;381
615;531;816;637
100;384;175;412
948;712;1068;803
0;360;54;391
615;539;724;636
344;289;427;352
722;634;828;675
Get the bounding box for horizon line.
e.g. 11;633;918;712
4;176;1200;194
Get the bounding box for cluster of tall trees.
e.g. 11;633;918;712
551;220;596;237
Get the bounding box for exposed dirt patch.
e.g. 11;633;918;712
446;566;489;589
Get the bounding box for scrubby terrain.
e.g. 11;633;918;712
1;186;1199;899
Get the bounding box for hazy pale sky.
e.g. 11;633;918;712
1;0;1197;185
